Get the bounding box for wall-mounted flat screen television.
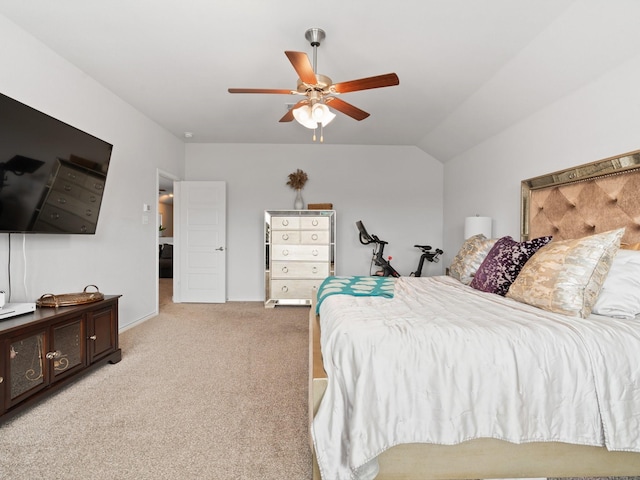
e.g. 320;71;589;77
0;92;113;234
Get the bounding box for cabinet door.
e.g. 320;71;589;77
88;305;117;363
8;329;48;406
50;316;86;382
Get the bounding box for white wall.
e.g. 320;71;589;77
186;143;444;301
0;15;184;329
443;52;640;261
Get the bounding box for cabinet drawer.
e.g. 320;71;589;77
270;279;323;299
300;216;329;230
271;217;300;230
271;261;329;279
300;230;329;244
271;245;329;261
271;231;301;244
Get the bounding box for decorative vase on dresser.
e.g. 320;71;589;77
264;210;335;308
293;189;304;210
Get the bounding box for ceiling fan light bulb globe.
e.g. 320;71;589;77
292;105;317;129
311;103;327;122
321;109;336;127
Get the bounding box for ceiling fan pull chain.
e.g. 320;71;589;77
320;124;324;143
312;128;317;142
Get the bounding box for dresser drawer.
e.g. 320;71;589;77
271;230;301;244
271;245;329;261
300;230;329;244
271;261;329;279
271;216;300;230
270;279;323;300
300;216;329;230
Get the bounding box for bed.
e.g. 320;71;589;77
309;149;640;480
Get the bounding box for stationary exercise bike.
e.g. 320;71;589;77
356;220;443;277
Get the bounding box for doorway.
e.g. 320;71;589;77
157;169;179;310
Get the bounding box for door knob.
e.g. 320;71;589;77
215;247;225;251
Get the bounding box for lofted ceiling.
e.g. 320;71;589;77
1;0;639;162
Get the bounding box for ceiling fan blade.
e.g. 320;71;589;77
325;97;370;121
331;73;399;94
228;88;294;94
279;100;309;122
285;51;317;85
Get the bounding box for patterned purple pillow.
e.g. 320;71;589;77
470;235;552;296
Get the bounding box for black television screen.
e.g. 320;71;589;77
0;92;113;234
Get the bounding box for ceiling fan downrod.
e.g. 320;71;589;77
305;28;325;74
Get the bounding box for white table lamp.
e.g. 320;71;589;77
464;216;492;239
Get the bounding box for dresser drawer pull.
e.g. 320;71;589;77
312;249;318;256
282;219;289;226
312;266;318;274
281;285;289;293
311;234;318;240
281;266;289;273
57;197;67;204
282;233;289;240
282;249;289;256
312;219;319;226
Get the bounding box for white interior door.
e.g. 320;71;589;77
174;181;226;303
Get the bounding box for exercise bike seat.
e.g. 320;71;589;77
414;244;432;251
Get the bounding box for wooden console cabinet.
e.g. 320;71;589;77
0;295;121;422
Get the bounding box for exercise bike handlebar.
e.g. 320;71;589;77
357;220;384;245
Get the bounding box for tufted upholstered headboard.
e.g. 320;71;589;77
521;149;640;245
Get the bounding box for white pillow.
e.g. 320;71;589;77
592;249;640;319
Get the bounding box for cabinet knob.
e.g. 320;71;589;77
281;267;288;273
46;350;61;360
312;249;318;256
311;234;318;240
0;376;3;384
282;249;289;256
89;335;97;341
312;219;319;226
282;219;289;226
282;234;289;240
281;285;289;292
312;267;318;274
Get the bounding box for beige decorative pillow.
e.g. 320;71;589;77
506;228;625;318
449;234;498;285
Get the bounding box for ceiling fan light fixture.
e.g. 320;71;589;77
292;105;317;129
311;103;336;126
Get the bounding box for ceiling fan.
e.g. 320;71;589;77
228;28;399;142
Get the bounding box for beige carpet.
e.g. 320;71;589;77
0;281;312;479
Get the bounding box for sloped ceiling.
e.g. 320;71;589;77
1;0;639;162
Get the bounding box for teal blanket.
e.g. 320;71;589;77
315;276;395;313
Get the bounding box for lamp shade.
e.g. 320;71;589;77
464;216;492;239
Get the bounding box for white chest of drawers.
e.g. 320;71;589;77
265;210;335;307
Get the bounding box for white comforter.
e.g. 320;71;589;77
312;276;640;480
